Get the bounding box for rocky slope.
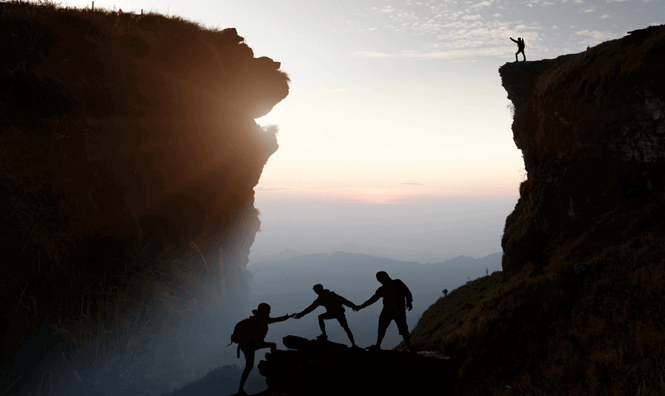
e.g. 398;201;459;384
256;336;458;396
404;25;665;395
0;2;288;393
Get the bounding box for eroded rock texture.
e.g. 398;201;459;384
500;25;665;277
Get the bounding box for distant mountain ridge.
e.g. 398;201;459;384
249;251;502;269
247;251;503;301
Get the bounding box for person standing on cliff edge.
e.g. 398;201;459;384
357;271;415;353
510;37;526;61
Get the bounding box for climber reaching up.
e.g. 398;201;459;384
230;303;295;395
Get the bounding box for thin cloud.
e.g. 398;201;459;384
572;29;622;44
600;14;611;18
470;1;492;9
256;187;291;191
354;46;518;59
403;183;425;186
352;51;393;58
365;3;542;60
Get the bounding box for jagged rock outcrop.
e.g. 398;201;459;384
0;2;288;392
500;25;665;277
256;336;458;396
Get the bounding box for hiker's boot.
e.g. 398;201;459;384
316;334;328;341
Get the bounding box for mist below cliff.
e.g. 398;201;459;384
250;196;517;264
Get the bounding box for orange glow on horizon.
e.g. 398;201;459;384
255;186;519;204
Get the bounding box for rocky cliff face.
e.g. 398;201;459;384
500;25;665;278
390;25;665;396
429;25;665;395
0;2;288;390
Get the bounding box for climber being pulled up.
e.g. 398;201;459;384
294;284;360;347
229;303;295;395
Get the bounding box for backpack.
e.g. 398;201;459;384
228;316;268;357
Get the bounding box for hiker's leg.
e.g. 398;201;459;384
258;341;277;354
336;313;356;346
515;51;519;62
318;313;327;336
396;314;413;350
318;311;337;337
238;348;255;393
375;310;391;348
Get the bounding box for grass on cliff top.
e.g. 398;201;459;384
403;271;502;351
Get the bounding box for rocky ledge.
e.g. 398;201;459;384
255;336;459;396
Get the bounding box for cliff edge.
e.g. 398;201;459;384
0;2;288;393
500;24;665;279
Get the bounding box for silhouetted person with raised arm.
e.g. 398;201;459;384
510;37;526;62
295;284;360;347
233;303;295;395
357;271;414;352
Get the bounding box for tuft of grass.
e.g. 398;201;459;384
635;376;665;396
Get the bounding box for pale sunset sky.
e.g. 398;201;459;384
62;0;664;262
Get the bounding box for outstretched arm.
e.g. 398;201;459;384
510;37;518;43
295;301;319;318
268;314;291;324
358;291;381;309
340;296;360;311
